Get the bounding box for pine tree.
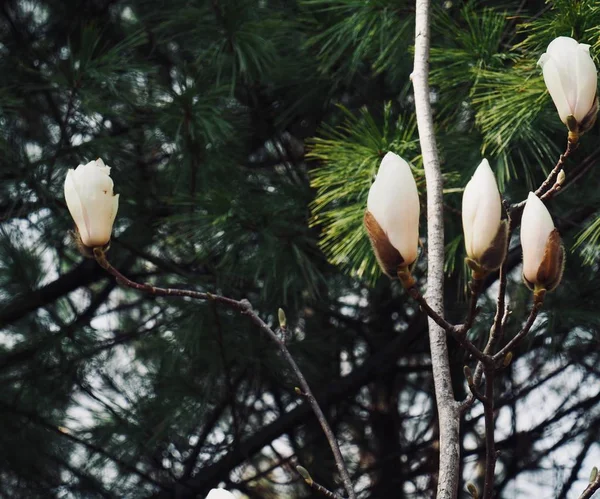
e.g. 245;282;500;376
1;0;600;498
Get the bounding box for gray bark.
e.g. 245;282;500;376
411;0;461;498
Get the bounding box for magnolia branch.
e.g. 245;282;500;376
511;138;576;219
297;466;344;499
579;467;600;499
482;368;497;499
406;286;488;364
412;0;462;496
93;248;356;499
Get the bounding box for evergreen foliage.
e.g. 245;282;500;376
1;0;600;498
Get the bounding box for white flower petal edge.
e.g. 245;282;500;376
367;152;420;266
205;489;235;499
64;159;119;248
462;159;501;261
520;192;555;284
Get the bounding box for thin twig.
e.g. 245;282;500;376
307;481;344;499
297;465;345;499
93;249;356;499
482;369;496;499
492;303;541;364
578;469;600;499
407;286;488;365
462;277;483;333
406;287;455;332
511;139;576;218
466;377;488;405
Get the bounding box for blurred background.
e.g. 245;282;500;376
1;0;600;497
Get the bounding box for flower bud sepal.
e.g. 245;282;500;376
566;96;598;144
465;219;508;280
92;246;111;270
533;284;546;307
397;265;416;289
364;210;415;278
72;228;111;259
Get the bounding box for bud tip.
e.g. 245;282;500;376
590;466;598;483
296;466;313;485
278;308;287;329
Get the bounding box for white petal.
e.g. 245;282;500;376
573;44;597;122
367;152;420;265
521;192;555;284
110;194;120;227
64;159;119;247
541;57;573;123
64;169;90;242
546;37;579;71
205;489;235;499
462;159;501;260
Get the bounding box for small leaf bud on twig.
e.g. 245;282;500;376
296;465;313;485
463;365;473;385
278;308;287;329
466;482;479;498
590;466;598;483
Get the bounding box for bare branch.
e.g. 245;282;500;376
578;467;600;499
93;248;356;499
482;370;497;499
412;0;460;496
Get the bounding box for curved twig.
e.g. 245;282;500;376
93;248;356;499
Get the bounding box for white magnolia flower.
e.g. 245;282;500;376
538;36;598;126
64;159;119;248
462;159;502;262
205;489;235;499
365;152;420;272
521;192;564;291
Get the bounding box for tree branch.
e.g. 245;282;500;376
412;0;460;497
482;369;497;499
94;249;356;499
578;468;600;499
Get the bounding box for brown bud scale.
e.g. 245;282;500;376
364;210;404;277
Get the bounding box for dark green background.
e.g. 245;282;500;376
1;0;599;497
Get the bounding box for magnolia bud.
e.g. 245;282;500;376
538;37;598;137
278;308;287;329
296;465;313;485
466;482;479;499
462;159;507;277
521;193;564;292
64;159;119;249
590;466;598;483
364;152;420;277
205;489;235;499
463;365;473;385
